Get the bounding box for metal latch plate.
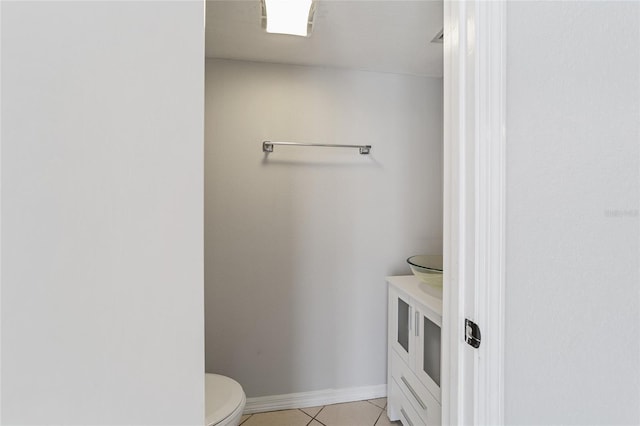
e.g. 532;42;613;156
465;319;481;348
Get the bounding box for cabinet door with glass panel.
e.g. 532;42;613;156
414;299;442;403
389;286;413;366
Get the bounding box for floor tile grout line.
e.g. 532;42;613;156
373;408;385;426
313;405;325;420
299;409;314;419
301;405;324;420
312;406;327;426
300;408;316;425
312;418;328;426
365;399;387;410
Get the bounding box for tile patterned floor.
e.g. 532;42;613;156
240;398;401;426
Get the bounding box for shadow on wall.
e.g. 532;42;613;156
261;152;384;169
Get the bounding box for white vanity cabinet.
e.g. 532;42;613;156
387;276;442;426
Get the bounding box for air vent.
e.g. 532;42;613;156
431;28;444;43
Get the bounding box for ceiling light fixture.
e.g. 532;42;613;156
261;0;315;37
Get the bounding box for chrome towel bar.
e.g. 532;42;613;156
262;141;371;155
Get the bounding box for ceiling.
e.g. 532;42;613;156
205;0;444;77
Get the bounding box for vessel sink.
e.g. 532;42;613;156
407;255;443;287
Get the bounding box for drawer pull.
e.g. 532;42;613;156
400;407;414;426
415;310;419;337
400;375;427;410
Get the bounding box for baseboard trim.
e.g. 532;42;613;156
244;384;387;414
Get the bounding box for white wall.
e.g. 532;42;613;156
205;59;442;397
505;1;640;424
1;2;205;424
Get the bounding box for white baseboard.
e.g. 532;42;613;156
244;384;387;414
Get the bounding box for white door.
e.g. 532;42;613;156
442;0;506;424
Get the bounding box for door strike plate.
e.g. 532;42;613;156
465;319;481;348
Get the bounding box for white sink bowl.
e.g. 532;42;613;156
407;255;443;287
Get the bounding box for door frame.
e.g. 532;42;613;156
442;1;506;424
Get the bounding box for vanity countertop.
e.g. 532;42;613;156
386;275;443;317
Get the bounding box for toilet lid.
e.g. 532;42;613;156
205;374;245;426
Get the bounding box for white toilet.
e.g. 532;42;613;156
205;374;246;426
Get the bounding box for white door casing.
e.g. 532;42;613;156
442;1;506;425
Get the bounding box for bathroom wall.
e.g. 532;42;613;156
1;2;205;424
205;59;443;397
505;1;640;424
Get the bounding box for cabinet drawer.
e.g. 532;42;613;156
391;351;441;425
390;379;423;426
